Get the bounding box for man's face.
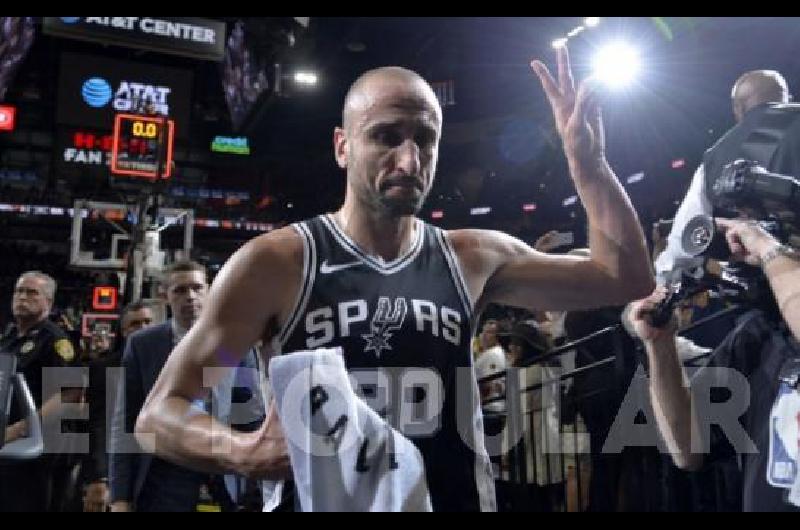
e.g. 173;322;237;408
508;340;524;364
336;80;441;217
121;307;154;338
12;276;51;323
89;328;113;358
165;270;208;329
480;322;499;350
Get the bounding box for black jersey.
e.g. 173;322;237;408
278;214;495;511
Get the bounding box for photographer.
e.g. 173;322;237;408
626;219;800;511
655;70;800;284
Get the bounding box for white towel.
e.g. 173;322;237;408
269;347;432;512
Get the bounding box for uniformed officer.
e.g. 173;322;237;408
0;271;80;512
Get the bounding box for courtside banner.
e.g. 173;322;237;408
43;17;225;62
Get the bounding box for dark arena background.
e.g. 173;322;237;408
1;17;800;512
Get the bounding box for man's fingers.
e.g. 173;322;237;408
714;217;735;231
557;45;575;95
633;300;656;320
631;289;668;321
631;302;648;321
531;60;560;104
588;102;605;149
725;228;745;256
573;77;601;125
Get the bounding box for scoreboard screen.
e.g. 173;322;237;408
111;113;175;180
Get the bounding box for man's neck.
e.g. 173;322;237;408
334;202;418;262
172;319;191;341
15;316;44;336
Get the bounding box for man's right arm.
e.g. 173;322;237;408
654;164;713;283
135;228;300;478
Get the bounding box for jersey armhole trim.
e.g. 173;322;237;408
276;222;317;347
435;228;474;321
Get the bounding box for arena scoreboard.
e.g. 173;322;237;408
111;113;175;180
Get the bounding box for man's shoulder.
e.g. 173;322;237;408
704;121;747;158
38;319;68;340
127;321;171;346
444;228;516;252
235;224;305;269
35;320;78;364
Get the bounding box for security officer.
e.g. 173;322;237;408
0;271;79;512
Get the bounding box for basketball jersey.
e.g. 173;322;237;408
276;214;496;512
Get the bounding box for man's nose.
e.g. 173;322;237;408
395;139;421;176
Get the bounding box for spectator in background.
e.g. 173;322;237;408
0;271;81;512
82;301;155;512
109;261;211;512
498;321;566;511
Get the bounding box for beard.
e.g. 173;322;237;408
363;175;429;217
377;192;425;216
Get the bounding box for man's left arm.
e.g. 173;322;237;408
474;46;653;311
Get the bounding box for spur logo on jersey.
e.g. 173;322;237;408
362;297;407;358
304;297;462;354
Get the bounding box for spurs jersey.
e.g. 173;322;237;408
276;214;495;512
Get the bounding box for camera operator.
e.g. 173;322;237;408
626;219;800;511
655;70;800;284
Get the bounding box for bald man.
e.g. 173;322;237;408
136;46;653;512
656;69;800;281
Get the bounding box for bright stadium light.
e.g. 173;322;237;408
592;42;641;88
567;26;585;38
585;17;601;27
294;71;318;85
551;37;568;49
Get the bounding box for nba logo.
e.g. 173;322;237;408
0;105;16;132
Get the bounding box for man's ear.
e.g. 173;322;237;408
334;127;348;169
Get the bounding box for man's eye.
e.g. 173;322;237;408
376;131;401;146
416;132;435;148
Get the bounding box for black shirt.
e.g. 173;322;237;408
698;309;800;512
0;319;77;425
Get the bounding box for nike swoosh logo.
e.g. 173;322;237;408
319;260;363;274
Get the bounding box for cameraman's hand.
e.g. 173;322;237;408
623;287;679;344
715;218;779;267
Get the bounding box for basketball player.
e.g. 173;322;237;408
136;46;654;511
